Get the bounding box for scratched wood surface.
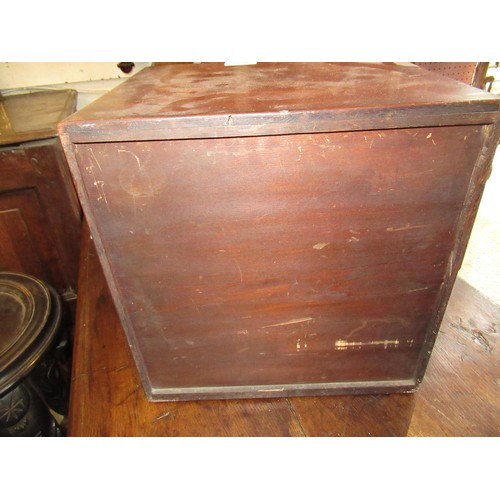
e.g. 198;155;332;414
58;63;500;401
59;62;500;143
69;124;487;399
68;225;500;436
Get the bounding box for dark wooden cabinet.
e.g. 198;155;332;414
58;63;500;401
0;90;82;306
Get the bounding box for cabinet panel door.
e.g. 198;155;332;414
0;189;64;286
0;141;81;299
22;140;81;294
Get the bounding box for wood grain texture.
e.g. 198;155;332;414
407;279;500;436
0;191;57;282
59;63;500;401
59;62;500;143
70;227;303;436
1;90;77;146
68;226;500;436
71;125;487;399
0;90;81;303
0;141;81;298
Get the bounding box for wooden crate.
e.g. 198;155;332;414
58;63;500;401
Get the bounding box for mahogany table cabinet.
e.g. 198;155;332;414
0;90;82;309
58;63;500;401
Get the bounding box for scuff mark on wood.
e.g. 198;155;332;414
408;286;431;293
345;317;409;339
386;223;427;232
261;317;314;329
113;364;129;373
335;339;400;350
313;242;329;250
233;259;243;283
115;383;141;406
152;411;171;422
450;318;494;352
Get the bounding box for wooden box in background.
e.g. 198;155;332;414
58;63;500;401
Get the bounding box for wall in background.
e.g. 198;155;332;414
0;62;152;110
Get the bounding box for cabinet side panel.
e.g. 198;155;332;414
413;122;500;383
72;126;484;395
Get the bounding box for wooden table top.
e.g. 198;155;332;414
68;223;500;436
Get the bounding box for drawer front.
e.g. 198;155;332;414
73;125;485;398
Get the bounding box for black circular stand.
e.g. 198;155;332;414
0;272;70;437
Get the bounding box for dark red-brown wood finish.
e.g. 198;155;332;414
60;62;499;142
69;225;500;436
1;90;82;305
58;63;500;401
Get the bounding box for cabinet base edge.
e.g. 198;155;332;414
147;378;418;402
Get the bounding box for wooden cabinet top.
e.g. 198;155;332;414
0;89;77;146
59;62;500;143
